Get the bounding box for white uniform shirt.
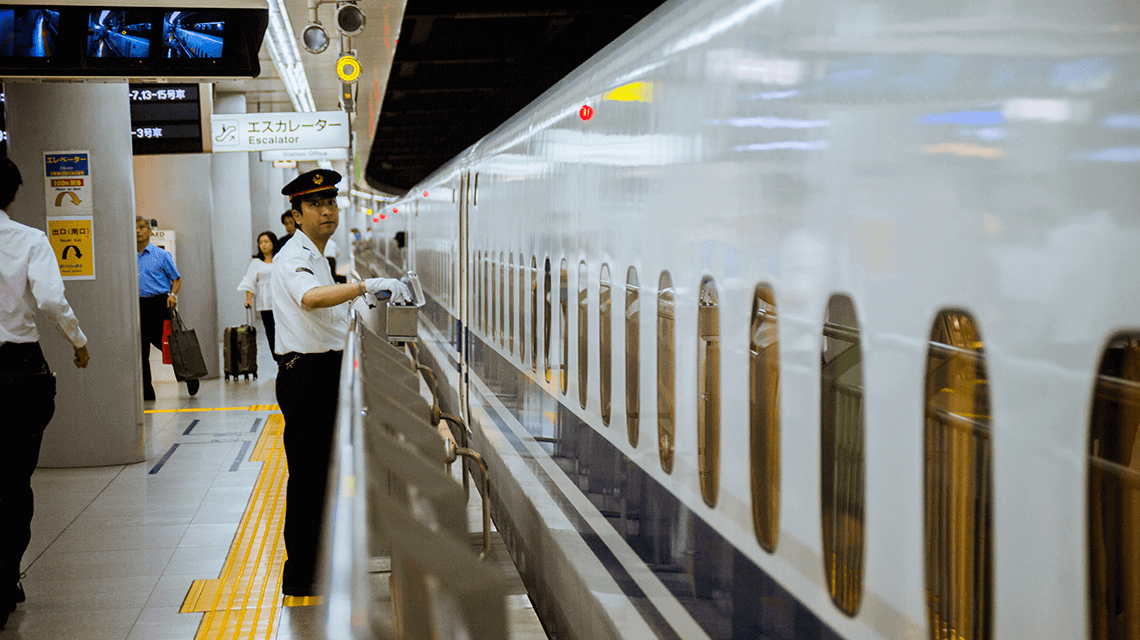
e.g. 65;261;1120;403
323;237;339;260
237;258;274;312
0;209;87;348
271;229;348;354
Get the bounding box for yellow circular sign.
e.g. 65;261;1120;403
336;55;361;82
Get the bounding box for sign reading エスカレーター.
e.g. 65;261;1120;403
210;111;349;153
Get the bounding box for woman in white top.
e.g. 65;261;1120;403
237;231;280;362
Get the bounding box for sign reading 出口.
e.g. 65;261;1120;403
210;111;349;153
44;151;93;216
47;216;95;280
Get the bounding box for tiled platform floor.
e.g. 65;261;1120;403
2;336;547;640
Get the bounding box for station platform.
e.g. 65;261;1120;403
2;344;545;640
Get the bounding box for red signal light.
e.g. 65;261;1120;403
579;105;594;121
372;216;379;223
423;191;429;197
379;213;387;220
392;207;398;213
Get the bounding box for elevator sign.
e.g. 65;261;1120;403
210;111;349;153
44;151;93;216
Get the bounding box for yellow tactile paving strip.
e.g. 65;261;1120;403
145;404;280;414
180;413;315;640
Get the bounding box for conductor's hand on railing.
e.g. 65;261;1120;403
365;277;412;304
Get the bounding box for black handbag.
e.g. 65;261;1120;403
168;308;209;381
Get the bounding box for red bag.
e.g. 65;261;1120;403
161;319;173;364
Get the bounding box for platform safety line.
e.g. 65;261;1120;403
182;413;290;640
144;404;281;415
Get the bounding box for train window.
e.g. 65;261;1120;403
750;285;780;552
600;264;612;426
626;268;640;446
560;258;569;395
475;251;482;332
1088;333;1140;640
657;271;675;474
578;261;589;408
820;293;865;616
500;253;506;347
544;258;552;382
924;311;992;640
491;254;498;340
531;256;538;373
509;254;515;355
698;277;721;507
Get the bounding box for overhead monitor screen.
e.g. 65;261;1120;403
162;11;223;59
0;9;61;57
0;4;265;78
87;11;152;58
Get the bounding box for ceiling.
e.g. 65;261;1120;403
217;0;669;196
366;0;669;195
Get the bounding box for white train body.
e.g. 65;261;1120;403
372;0;1140;638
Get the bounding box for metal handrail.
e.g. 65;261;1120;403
323;312;371;640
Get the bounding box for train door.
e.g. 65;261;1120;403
458;169;471;425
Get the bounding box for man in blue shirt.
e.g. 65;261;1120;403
136;217;197;399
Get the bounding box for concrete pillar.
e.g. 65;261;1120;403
133;154;220;380
6;82;144;466
211;93;253;334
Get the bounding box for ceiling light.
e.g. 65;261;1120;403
335;3;365;37
302;22;330;54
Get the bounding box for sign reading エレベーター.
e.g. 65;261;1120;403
47;217;95;280
210;111;349;153
44;151;93;216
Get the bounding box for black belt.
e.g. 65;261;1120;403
0;341;50;376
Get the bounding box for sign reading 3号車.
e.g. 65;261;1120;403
44;150;93;216
210;111;350;153
47;216;95;280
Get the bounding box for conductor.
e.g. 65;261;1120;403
270;169;409;596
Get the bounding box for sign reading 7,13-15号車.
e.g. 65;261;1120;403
209;111;349;153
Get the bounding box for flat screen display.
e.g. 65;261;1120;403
0;5;265;78
87;11;152;58
0;9;61;57
162;11;224;59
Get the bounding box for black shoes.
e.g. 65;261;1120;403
281;583;314;597
187;379;199;396
143;386;156;401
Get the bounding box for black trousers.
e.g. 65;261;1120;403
0;342;56;585
139;295;170;396
259;311;278;362
276;350;342;591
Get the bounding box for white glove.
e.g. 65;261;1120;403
364;277;412;304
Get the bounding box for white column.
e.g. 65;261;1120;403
211;93;254;334
6;82;144;466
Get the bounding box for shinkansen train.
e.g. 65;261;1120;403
362;0;1140;638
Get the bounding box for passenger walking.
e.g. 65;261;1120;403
0;158;90;628
136;216;198;400
271;169;409;596
238;231;280;362
278;210;296;247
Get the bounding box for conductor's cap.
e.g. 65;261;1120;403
282;169;342;202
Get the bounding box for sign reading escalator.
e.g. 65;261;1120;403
210;111;349;153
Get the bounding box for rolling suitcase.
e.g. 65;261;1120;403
224;309;258;380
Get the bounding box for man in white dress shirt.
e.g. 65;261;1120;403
271;169;408;597
0;158;89;627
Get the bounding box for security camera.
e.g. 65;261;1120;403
335;2;365;37
301;22;329;54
